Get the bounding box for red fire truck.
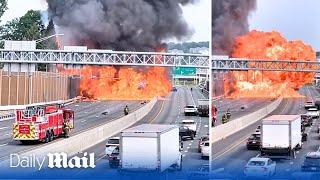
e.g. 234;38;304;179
13;104;74;144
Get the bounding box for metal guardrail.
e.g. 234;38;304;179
0;113;14;121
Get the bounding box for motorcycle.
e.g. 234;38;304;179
124;107;129;115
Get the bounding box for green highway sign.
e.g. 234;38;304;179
173;67;196;76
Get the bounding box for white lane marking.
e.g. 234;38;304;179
306;86;313;100
184;150;188;153
4;133;11;136
212;168;224;173
188;143;192;146
0;127;9;130
197;88;206;99
0;143;8;147
81;120;87;123
188;89;196;105
0;117;15;122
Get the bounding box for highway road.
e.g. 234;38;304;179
211;85;320;179
0;100;145;160
214;98;274;126
29;86;209;178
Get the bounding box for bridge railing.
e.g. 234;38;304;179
0;49;209;68
212;58;320;72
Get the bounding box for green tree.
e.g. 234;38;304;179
42;19;58;50
0;10;44;42
0;9;60;70
0;0;7;21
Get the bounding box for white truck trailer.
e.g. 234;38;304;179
120;124;182;172
198;99;209;117
261;115;302;159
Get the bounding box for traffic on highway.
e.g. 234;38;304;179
212;86;320;179
0;100;146;161
71;86;210;178
0;85;209;179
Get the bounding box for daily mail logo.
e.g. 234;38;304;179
10;152;95;170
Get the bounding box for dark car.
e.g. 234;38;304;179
108;146;120;168
172;87;177;92
305;101;315;110
301;124;306;133
302;132;308;142
301;152;320;172
179;126;195;140
246;133;261;150
301;114;313;127
179;136;183;151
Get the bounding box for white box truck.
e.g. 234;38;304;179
198;99;209;117
261;115;302;159
120;124;182;172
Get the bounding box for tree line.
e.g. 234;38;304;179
0;0;57;49
167;41;209;53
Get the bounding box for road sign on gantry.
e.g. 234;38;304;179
173;67;196;76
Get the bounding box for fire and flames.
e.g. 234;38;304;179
55;36;62;50
224;30;317;98
61;66;172;101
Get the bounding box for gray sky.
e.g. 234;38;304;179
1;0;210;43
249;0;320;51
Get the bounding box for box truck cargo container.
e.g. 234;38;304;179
120;124;182;172
261;115;302;159
198;99;209;117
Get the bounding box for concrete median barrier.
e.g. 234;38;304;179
16;98;157;158
211;98;283;143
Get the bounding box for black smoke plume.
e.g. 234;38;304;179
46;0;196;51
212;0;256;55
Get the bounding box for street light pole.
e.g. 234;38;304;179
35;34;64;43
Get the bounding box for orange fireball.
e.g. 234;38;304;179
225;30;316;98
61;66;172;100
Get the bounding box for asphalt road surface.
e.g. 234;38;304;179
0;100;145;160
35;86;210;178
211;86;320;179
214;98;274;126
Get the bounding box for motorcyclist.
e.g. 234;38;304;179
124;105;129;115
191;87;193;91
221;114;228;124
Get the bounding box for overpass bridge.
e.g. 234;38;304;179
0;49;209;72
212;57;320;72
